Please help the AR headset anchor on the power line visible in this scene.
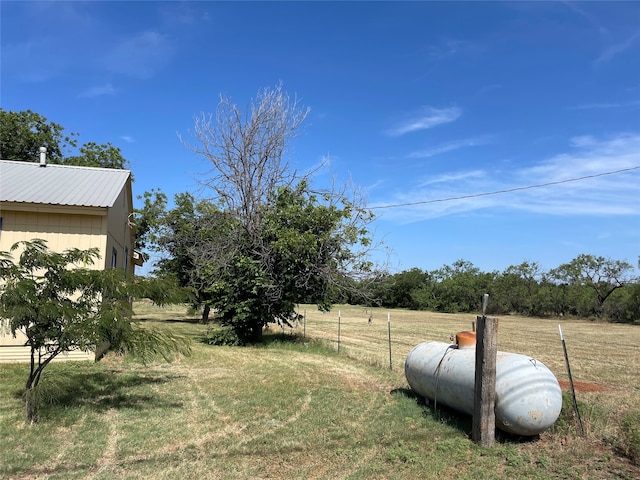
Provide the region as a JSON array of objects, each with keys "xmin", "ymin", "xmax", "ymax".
[{"xmin": 370, "ymin": 165, "xmax": 640, "ymax": 210}]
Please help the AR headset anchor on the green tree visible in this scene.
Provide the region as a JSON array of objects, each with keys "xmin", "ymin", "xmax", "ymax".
[
  {"xmin": 133, "ymin": 189, "xmax": 241, "ymax": 322},
  {"xmin": 153, "ymin": 193, "xmax": 238, "ymax": 322},
  {"xmin": 205, "ymin": 182, "xmax": 373, "ymax": 342},
  {"xmin": 385, "ymin": 268, "xmax": 430, "ymax": 309},
  {"xmin": 0, "ymin": 240, "xmax": 190, "ymax": 424},
  {"xmin": 492, "ymin": 261, "xmax": 543, "ymax": 315},
  {"xmin": 0, "ymin": 109, "xmax": 129, "ymax": 169},
  {"xmin": 363, "ymin": 272, "xmax": 394, "ymax": 307},
  {"xmin": 180, "ymin": 84, "xmax": 376, "ymax": 343},
  {"xmin": 133, "ymin": 189, "xmax": 168, "ymax": 253},
  {"xmin": 550, "ymin": 254, "xmax": 635, "ymax": 317},
  {"xmin": 600, "ymin": 283, "xmax": 640, "ymax": 323},
  {"xmin": 64, "ymin": 141, "xmax": 129, "ymax": 170},
  {"xmin": 430, "ymin": 260, "xmax": 494, "ymax": 313},
  {"xmin": 0, "ymin": 109, "xmax": 77, "ymax": 162}
]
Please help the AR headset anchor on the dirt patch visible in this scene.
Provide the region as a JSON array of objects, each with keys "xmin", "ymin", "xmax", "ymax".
[{"xmin": 558, "ymin": 379, "xmax": 610, "ymax": 393}]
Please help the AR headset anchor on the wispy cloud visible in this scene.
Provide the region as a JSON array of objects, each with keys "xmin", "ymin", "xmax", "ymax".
[
  {"xmin": 524, "ymin": 133, "xmax": 639, "ymax": 181},
  {"xmin": 595, "ymin": 31, "xmax": 640, "ymax": 64},
  {"xmin": 569, "ymin": 135, "xmax": 597, "ymax": 148},
  {"xmin": 417, "ymin": 170, "xmax": 486, "ymax": 187},
  {"xmin": 562, "ymin": 1, "xmax": 608, "ymax": 34},
  {"xmin": 568, "ymin": 100, "xmax": 640, "ymax": 110},
  {"xmin": 120, "ymin": 135, "xmax": 135, "ymax": 143},
  {"xmin": 386, "ymin": 106, "xmax": 461, "ymax": 137},
  {"xmin": 105, "ymin": 31, "xmax": 176, "ymax": 79},
  {"xmin": 78, "ymin": 83, "xmax": 116, "ymax": 98},
  {"xmin": 408, "ymin": 136, "xmax": 492, "ymax": 159},
  {"xmin": 427, "ymin": 39, "xmax": 464, "ymax": 60},
  {"xmin": 475, "ymin": 84, "xmax": 502, "ymax": 97},
  {"xmin": 372, "ymin": 133, "xmax": 640, "ymax": 222},
  {"xmin": 27, "ymin": 1, "xmax": 95, "ymax": 26},
  {"xmin": 4, "ymin": 4, "xmax": 178, "ymax": 85},
  {"xmin": 159, "ymin": 2, "xmax": 211, "ymax": 25},
  {"xmin": 3, "ymin": 40, "xmax": 66, "ymax": 83},
  {"xmin": 3, "ymin": 3, "xmax": 99, "ymax": 83}
]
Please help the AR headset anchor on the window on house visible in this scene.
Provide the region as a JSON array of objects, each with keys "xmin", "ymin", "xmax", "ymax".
[
  {"xmin": 111, "ymin": 247, "xmax": 118, "ymax": 269},
  {"xmin": 124, "ymin": 246, "xmax": 129, "ymax": 271}
]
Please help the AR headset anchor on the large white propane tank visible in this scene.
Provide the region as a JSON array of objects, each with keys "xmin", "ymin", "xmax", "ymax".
[{"xmin": 405, "ymin": 334, "xmax": 562, "ymax": 436}]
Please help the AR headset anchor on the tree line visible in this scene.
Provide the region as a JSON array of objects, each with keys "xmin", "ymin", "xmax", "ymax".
[{"xmin": 340, "ymin": 257, "xmax": 639, "ymax": 323}]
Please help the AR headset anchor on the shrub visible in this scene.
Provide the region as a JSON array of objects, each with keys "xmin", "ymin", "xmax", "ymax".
[
  {"xmin": 205, "ymin": 325, "xmax": 242, "ymax": 346},
  {"xmin": 620, "ymin": 412, "xmax": 640, "ymax": 464}
]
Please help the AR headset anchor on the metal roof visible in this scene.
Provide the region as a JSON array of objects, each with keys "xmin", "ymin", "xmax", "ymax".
[{"xmin": 0, "ymin": 160, "xmax": 131, "ymax": 208}]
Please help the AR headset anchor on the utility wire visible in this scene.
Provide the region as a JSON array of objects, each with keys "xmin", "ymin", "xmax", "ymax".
[{"xmin": 370, "ymin": 165, "xmax": 640, "ymax": 210}]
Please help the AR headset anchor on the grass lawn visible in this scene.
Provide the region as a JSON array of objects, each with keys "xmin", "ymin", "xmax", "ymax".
[{"xmin": 1, "ymin": 301, "xmax": 638, "ymax": 479}]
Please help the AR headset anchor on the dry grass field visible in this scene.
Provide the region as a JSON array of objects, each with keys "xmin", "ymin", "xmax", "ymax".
[
  {"xmin": 0, "ymin": 301, "xmax": 638, "ymax": 479},
  {"xmin": 295, "ymin": 304, "xmax": 640, "ymax": 415}
]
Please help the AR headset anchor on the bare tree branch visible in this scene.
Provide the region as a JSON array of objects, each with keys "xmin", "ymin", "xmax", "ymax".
[{"xmin": 181, "ymin": 82, "xmax": 310, "ymax": 239}]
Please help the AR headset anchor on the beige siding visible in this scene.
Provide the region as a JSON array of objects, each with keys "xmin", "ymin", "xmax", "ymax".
[
  {"xmin": 1, "ymin": 318, "xmax": 94, "ymax": 361},
  {"xmin": 0, "ymin": 207, "xmax": 108, "ymax": 359},
  {"xmin": 0, "ymin": 208, "xmax": 108, "ymax": 269},
  {"xmin": 105, "ymin": 180, "xmax": 136, "ymax": 275},
  {"xmin": 0, "ymin": 345, "xmax": 94, "ymax": 363},
  {"xmin": 0, "ymin": 323, "xmax": 27, "ymax": 346},
  {"xmin": 0, "ymin": 177, "xmax": 136, "ymax": 362}
]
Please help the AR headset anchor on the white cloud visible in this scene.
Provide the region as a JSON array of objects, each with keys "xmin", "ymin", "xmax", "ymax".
[
  {"xmin": 386, "ymin": 106, "xmax": 461, "ymax": 137},
  {"xmin": 105, "ymin": 31, "xmax": 175, "ymax": 79},
  {"xmin": 595, "ymin": 31, "xmax": 640, "ymax": 64},
  {"xmin": 78, "ymin": 83, "xmax": 116, "ymax": 98},
  {"xmin": 372, "ymin": 133, "xmax": 640, "ymax": 222},
  {"xmin": 418, "ymin": 170, "xmax": 486, "ymax": 187},
  {"xmin": 562, "ymin": 1, "xmax": 608, "ymax": 34},
  {"xmin": 408, "ymin": 136, "xmax": 492, "ymax": 159},
  {"xmin": 4, "ymin": 4, "xmax": 177, "ymax": 84},
  {"xmin": 120, "ymin": 135, "xmax": 135, "ymax": 143},
  {"xmin": 522, "ymin": 133, "xmax": 639, "ymax": 181},
  {"xmin": 2, "ymin": 3, "xmax": 100, "ymax": 83},
  {"xmin": 568, "ymin": 100, "xmax": 640, "ymax": 110},
  {"xmin": 159, "ymin": 2, "xmax": 211, "ymax": 25},
  {"xmin": 427, "ymin": 39, "xmax": 463, "ymax": 60},
  {"xmin": 569, "ymin": 135, "xmax": 597, "ymax": 148},
  {"xmin": 3, "ymin": 40, "xmax": 66, "ymax": 83},
  {"xmin": 26, "ymin": 1, "xmax": 95, "ymax": 26}
]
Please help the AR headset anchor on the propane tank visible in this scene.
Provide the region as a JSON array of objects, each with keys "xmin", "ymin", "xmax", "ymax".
[{"xmin": 405, "ymin": 335, "xmax": 562, "ymax": 436}]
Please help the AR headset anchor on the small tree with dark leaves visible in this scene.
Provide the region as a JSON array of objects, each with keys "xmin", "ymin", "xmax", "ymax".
[{"xmin": 0, "ymin": 239, "xmax": 190, "ymax": 424}]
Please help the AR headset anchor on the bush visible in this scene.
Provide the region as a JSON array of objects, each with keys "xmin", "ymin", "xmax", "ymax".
[
  {"xmin": 205, "ymin": 325, "xmax": 242, "ymax": 346},
  {"xmin": 603, "ymin": 284, "xmax": 640, "ymax": 324},
  {"xmin": 620, "ymin": 412, "xmax": 640, "ymax": 464}
]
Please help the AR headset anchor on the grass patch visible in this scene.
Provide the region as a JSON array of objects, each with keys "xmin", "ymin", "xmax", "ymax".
[
  {"xmin": 0, "ymin": 302, "xmax": 638, "ymax": 479},
  {"xmin": 619, "ymin": 412, "xmax": 640, "ymax": 464}
]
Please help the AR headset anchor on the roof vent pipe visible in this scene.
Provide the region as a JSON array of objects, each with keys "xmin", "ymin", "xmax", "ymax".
[{"xmin": 39, "ymin": 146, "xmax": 47, "ymax": 167}]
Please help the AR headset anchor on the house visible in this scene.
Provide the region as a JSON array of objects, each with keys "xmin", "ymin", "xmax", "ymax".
[{"xmin": 0, "ymin": 156, "xmax": 143, "ymax": 362}]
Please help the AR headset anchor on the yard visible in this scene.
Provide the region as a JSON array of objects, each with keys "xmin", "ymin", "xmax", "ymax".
[{"xmin": 0, "ymin": 301, "xmax": 638, "ymax": 479}]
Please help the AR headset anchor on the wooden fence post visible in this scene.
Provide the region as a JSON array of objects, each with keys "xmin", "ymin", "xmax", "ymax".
[
  {"xmin": 387, "ymin": 313, "xmax": 392, "ymax": 370},
  {"xmin": 472, "ymin": 315, "xmax": 498, "ymax": 447},
  {"xmin": 337, "ymin": 310, "xmax": 341, "ymax": 353}
]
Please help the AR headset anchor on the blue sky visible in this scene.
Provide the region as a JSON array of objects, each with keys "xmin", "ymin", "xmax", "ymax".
[{"xmin": 2, "ymin": 1, "xmax": 639, "ymax": 275}]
